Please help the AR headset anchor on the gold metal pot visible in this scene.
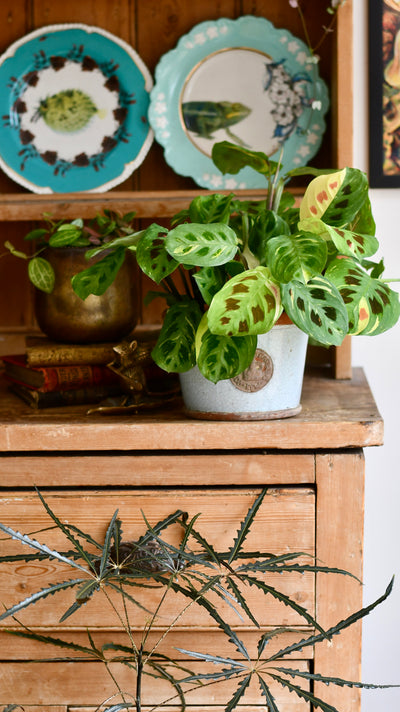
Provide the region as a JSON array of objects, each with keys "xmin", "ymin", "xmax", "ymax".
[{"xmin": 34, "ymin": 247, "xmax": 139, "ymax": 343}]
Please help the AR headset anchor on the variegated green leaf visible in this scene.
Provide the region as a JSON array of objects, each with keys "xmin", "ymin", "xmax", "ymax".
[
  {"xmin": 188, "ymin": 193, "xmax": 234, "ymax": 224},
  {"xmin": 248, "ymin": 211, "xmax": 291, "ymax": 265},
  {"xmin": 71, "ymin": 247, "xmax": 126, "ymax": 299},
  {"xmin": 48, "ymin": 223, "xmax": 84, "ymax": 247},
  {"xmin": 136, "ymin": 224, "xmax": 176, "ymax": 284},
  {"xmin": 212, "ymin": 141, "xmax": 279, "ymax": 177},
  {"xmin": 325, "ymin": 258, "xmax": 400, "ymax": 335},
  {"xmin": 193, "ymin": 265, "xmax": 225, "ymax": 305},
  {"xmin": 197, "ymin": 327, "xmax": 257, "ymax": 383},
  {"xmin": 299, "ymin": 167, "xmax": 369, "ymax": 227},
  {"xmin": 151, "ymin": 300, "xmax": 203, "ymax": 372},
  {"xmin": 266, "ymin": 231, "xmax": 328, "ymax": 283},
  {"xmin": 165, "ymin": 223, "xmax": 239, "ymax": 267},
  {"xmin": 28, "ymin": 257, "xmax": 55, "ymax": 293},
  {"xmin": 298, "ymin": 217, "xmax": 379, "ymax": 260},
  {"xmin": 207, "ymin": 267, "xmax": 281, "ymax": 336},
  {"xmin": 282, "ymin": 276, "xmax": 348, "ymax": 346}
]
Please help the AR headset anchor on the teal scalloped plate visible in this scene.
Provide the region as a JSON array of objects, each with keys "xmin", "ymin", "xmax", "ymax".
[
  {"xmin": 149, "ymin": 16, "xmax": 329, "ymax": 189},
  {"xmin": 0, "ymin": 24, "xmax": 153, "ymax": 193}
]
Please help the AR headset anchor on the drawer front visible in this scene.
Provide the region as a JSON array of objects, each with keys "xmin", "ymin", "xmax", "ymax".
[
  {"xmin": 0, "ymin": 660, "xmax": 310, "ymax": 710},
  {"xmin": 0, "ymin": 487, "xmax": 315, "ymax": 630},
  {"xmin": 0, "ymin": 452, "xmax": 315, "ymax": 487}
]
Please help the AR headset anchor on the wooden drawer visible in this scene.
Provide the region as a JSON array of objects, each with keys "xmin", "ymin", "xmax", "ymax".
[
  {"xmin": 0, "ymin": 487, "xmax": 315, "ymax": 631},
  {"xmin": 0, "ymin": 660, "xmax": 310, "ymax": 710},
  {"xmin": 0, "ymin": 452, "xmax": 315, "ymax": 487}
]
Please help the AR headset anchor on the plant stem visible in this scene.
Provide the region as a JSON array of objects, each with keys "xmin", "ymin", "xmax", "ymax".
[{"xmin": 136, "ymin": 645, "xmax": 143, "ymax": 712}]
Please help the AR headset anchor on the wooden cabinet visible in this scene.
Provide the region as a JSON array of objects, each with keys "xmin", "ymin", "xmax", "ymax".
[
  {"xmin": 0, "ymin": 366, "xmax": 381, "ymax": 711},
  {"xmin": 0, "ymin": 0, "xmax": 354, "ymax": 376},
  {"xmin": 0, "ymin": 3, "xmax": 372, "ymax": 710}
]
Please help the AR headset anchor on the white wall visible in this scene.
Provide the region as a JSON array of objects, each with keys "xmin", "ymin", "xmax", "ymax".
[{"xmin": 352, "ymin": 1, "xmax": 400, "ymax": 709}]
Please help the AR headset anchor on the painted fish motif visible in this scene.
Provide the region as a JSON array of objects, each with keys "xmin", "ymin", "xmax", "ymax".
[
  {"xmin": 35, "ymin": 89, "xmax": 105, "ymax": 133},
  {"xmin": 181, "ymin": 100, "xmax": 251, "ymax": 146}
]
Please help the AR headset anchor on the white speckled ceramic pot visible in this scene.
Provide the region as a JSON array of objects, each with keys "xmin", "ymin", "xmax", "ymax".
[{"xmin": 179, "ymin": 320, "xmax": 308, "ymax": 420}]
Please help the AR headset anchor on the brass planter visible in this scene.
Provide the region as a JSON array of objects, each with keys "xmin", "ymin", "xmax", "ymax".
[{"xmin": 34, "ymin": 247, "xmax": 139, "ymax": 343}]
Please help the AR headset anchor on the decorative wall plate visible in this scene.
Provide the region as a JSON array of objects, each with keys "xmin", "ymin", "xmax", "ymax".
[
  {"xmin": 0, "ymin": 24, "xmax": 153, "ymax": 193},
  {"xmin": 149, "ymin": 16, "xmax": 329, "ymax": 189}
]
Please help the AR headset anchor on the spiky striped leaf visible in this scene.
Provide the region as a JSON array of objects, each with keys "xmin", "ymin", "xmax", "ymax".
[
  {"xmin": 136, "ymin": 224, "xmax": 177, "ymax": 284},
  {"xmin": 325, "ymin": 258, "xmax": 400, "ymax": 335},
  {"xmin": 207, "ymin": 267, "xmax": 281, "ymax": 336},
  {"xmin": 0, "ymin": 522, "xmax": 89, "ymax": 574},
  {"xmin": 28, "ymin": 257, "xmax": 55, "ymax": 293},
  {"xmin": 264, "ymin": 577, "xmax": 394, "ymax": 663},
  {"xmin": 258, "ymin": 675, "xmax": 280, "ymax": 712},
  {"xmin": 240, "ymin": 573, "xmax": 327, "ymax": 634},
  {"xmin": 98, "ymin": 509, "xmax": 120, "ymax": 577},
  {"xmin": 151, "ymin": 300, "xmax": 203, "ymax": 372},
  {"xmin": 270, "ymin": 667, "xmax": 399, "ymax": 690},
  {"xmin": 165, "ymin": 223, "xmax": 238, "ymax": 267},
  {"xmin": 168, "ymin": 578, "xmax": 251, "ymax": 660},
  {"xmin": 282, "ymin": 276, "xmax": 348, "ymax": 345},
  {"xmin": 197, "ymin": 327, "xmax": 257, "ymax": 383},
  {"xmin": 267, "ymin": 672, "xmax": 340, "ymax": 712},
  {"xmin": 0, "ymin": 578, "xmax": 87, "ymax": 621},
  {"xmin": 266, "ymin": 232, "xmax": 328, "ymax": 283},
  {"xmin": 299, "ymin": 167, "xmax": 369, "ymax": 227},
  {"xmin": 35, "ymin": 489, "xmax": 96, "ymax": 571},
  {"xmin": 228, "ymin": 488, "xmax": 267, "ymax": 563},
  {"xmin": 225, "ymin": 675, "xmax": 252, "ymax": 712}
]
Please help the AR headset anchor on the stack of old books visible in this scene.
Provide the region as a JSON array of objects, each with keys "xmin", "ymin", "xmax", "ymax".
[{"xmin": 2, "ymin": 336, "xmax": 123, "ymax": 409}]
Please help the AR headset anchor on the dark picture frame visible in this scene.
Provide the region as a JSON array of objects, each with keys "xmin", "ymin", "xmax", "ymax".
[{"xmin": 369, "ymin": 0, "xmax": 400, "ymax": 187}]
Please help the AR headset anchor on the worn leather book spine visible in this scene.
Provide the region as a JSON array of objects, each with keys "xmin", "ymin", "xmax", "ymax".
[{"xmin": 25, "ymin": 340, "xmax": 116, "ymax": 367}]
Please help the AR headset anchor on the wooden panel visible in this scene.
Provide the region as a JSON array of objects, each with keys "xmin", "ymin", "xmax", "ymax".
[
  {"xmin": 0, "ymin": 368, "xmax": 383, "ymax": 452},
  {"xmin": 0, "ymin": 488, "xmax": 315, "ymax": 629},
  {"xmin": 136, "ymin": 0, "xmax": 238, "ymax": 192},
  {"xmin": 3, "ymin": 627, "xmax": 312, "ymax": 660},
  {"xmin": 0, "ymin": 660, "xmax": 310, "ymax": 709},
  {"xmin": 0, "ymin": 452, "xmax": 315, "ymax": 487},
  {"xmin": 314, "ymin": 451, "xmax": 364, "ymax": 711}
]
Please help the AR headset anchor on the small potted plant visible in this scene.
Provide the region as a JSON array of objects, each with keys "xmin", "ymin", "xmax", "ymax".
[
  {"xmin": 3, "ymin": 210, "xmax": 140, "ymax": 343},
  {"xmin": 124, "ymin": 142, "xmax": 399, "ymax": 419}
]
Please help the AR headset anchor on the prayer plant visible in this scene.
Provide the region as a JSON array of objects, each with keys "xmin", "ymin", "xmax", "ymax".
[
  {"xmin": 136, "ymin": 143, "xmax": 400, "ymax": 383},
  {"xmin": 0, "ymin": 488, "xmax": 397, "ymax": 712}
]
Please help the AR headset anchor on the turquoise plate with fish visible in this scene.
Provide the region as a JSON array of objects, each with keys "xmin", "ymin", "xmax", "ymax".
[
  {"xmin": 149, "ymin": 16, "xmax": 329, "ymax": 189},
  {"xmin": 0, "ymin": 24, "xmax": 153, "ymax": 193}
]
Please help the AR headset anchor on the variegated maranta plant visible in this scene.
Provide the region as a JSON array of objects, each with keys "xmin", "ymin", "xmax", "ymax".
[{"xmin": 131, "ymin": 142, "xmax": 400, "ymax": 382}]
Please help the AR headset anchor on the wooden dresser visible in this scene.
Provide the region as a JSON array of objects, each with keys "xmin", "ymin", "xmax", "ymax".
[{"xmin": 0, "ymin": 366, "xmax": 382, "ymax": 711}]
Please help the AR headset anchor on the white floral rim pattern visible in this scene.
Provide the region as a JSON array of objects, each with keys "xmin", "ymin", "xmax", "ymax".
[{"xmin": 149, "ymin": 16, "xmax": 329, "ymax": 190}]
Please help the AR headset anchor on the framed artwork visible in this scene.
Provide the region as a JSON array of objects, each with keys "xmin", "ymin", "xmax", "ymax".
[{"xmin": 369, "ymin": 0, "xmax": 400, "ymax": 187}]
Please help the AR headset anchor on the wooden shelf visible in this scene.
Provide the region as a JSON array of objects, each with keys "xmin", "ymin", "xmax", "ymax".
[
  {"xmin": 0, "ymin": 189, "xmax": 285, "ymax": 221},
  {"xmin": 0, "ymin": 367, "xmax": 383, "ymax": 453}
]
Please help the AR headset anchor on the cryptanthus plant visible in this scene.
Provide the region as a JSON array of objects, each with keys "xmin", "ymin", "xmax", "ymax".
[
  {"xmin": 128, "ymin": 142, "xmax": 399, "ymax": 383},
  {"xmin": 0, "ymin": 488, "xmax": 398, "ymax": 712}
]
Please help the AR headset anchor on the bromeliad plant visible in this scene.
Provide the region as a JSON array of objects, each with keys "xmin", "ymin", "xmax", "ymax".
[
  {"xmin": 131, "ymin": 142, "xmax": 400, "ymax": 383},
  {"xmin": 0, "ymin": 488, "xmax": 397, "ymax": 712}
]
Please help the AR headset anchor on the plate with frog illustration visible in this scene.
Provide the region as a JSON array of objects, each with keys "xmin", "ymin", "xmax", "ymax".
[
  {"xmin": 0, "ymin": 24, "xmax": 153, "ymax": 193},
  {"xmin": 149, "ymin": 16, "xmax": 329, "ymax": 189}
]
